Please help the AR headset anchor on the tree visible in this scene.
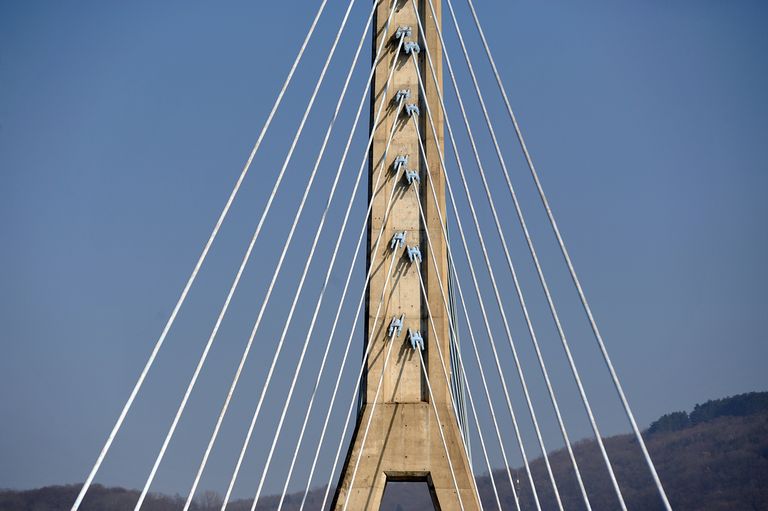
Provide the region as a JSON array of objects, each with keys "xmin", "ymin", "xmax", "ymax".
[{"xmin": 195, "ymin": 490, "xmax": 223, "ymax": 511}]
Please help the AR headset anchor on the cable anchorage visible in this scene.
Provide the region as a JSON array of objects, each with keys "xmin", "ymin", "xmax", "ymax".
[
  {"xmin": 407, "ymin": 245, "xmax": 422, "ymax": 264},
  {"xmin": 404, "ymin": 41, "xmax": 421, "ymax": 55},
  {"xmin": 405, "ymin": 103, "xmax": 420, "ymax": 117},
  {"xmin": 395, "ymin": 26, "xmax": 412, "ymax": 39},
  {"xmin": 395, "ymin": 154, "xmax": 420, "ymax": 185},
  {"xmin": 393, "ymin": 154, "xmax": 409, "ymax": 174},
  {"xmin": 407, "ymin": 329, "xmax": 424, "ymax": 351},
  {"xmin": 388, "ymin": 315, "xmax": 405, "ymax": 339},
  {"xmin": 390, "ymin": 231, "xmax": 406, "ymax": 250},
  {"xmin": 395, "ymin": 89, "xmax": 411, "ymax": 102}
]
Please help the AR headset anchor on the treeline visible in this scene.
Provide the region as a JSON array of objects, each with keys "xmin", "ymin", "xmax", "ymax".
[
  {"xmin": 2, "ymin": 392, "xmax": 767, "ymax": 510},
  {"xmin": 647, "ymin": 391, "xmax": 768, "ymax": 435}
]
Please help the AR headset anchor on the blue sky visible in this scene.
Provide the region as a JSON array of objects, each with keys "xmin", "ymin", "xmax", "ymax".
[{"xmin": 1, "ymin": 0, "xmax": 767, "ymax": 502}]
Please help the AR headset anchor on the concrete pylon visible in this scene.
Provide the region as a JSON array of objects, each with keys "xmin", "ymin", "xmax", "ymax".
[{"xmin": 331, "ymin": 1, "xmax": 481, "ymax": 509}]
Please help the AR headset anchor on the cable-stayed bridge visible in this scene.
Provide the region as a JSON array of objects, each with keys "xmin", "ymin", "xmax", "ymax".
[{"xmin": 71, "ymin": 1, "xmax": 672, "ymax": 510}]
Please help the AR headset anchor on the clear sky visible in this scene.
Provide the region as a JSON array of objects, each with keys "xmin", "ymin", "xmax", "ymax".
[{"xmin": 1, "ymin": 0, "xmax": 766, "ymax": 502}]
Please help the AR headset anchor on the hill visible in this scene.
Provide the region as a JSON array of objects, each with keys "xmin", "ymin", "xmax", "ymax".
[
  {"xmin": 480, "ymin": 391, "xmax": 768, "ymax": 510},
  {"xmin": 2, "ymin": 392, "xmax": 766, "ymax": 510}
]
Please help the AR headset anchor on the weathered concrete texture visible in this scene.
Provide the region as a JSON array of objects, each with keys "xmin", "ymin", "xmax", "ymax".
[{"xmin": 332, "ymin": 1, "xmax": 480, "ymax": 509}]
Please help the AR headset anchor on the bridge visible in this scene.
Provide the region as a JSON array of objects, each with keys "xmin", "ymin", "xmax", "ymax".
[{"xmin": 70, "ymin": 1, "xmax": 672, "ymax": 510}]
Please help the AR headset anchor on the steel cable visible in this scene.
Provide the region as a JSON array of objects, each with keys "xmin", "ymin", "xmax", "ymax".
[
  {"xmin": 272, "ymin": 2, "xmax": 402, "ymax": 509},
  {"xmin": 463, "ymin": 1, "xmax": 672, "ymax": 509},
  {"xmin": 416, "ymin": 347, "xmax": 468, "ymax": 511},
  {"xmin": 197, "ymin": 0, "xmax": 368, "ymax": 505},
  {"xmin": 420, "ymin": 0, "xmax": 575, "ymax": 507},
  {"xmin": 70, "ymin": 3, "xmax": 331, "ymax": 508},
  {"xmin": 247, "ymin": 4, "xmax": 405, "ymax": 509},
  {"xmin": 135, "ymin": 0, "xmax": 363, "ymax": 505},
  {"xmin": 413, "ymin": 244, "xmax": 500, "ymax": 510},
  {"xmin": 297, "ymin": 43, "xmax": 409, "ymax": 511},
  {"xmin": 435, "ymin": 0, "xmax": 603, "ymax": 506},
  {"xmin": 410, "ymin": 4, "xmax": 544, "ymax": 507},
  {"xmin": 338, "ymin": 246, "xmax": 401, "ymax": 511},
  {"xmin": 412, "ymin": 130, "xmax": 521, "ymax": 511},
  {"xmin": 176, "ymin": 2, "xmax": 386, "ymax": 509}
]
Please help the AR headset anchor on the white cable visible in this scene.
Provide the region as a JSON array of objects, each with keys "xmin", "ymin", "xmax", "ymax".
[
  {"xmin": 419, "ymin": 1, "xmax": 567, "ymax": 507},
  {"xmin": 294, "ymin": 57, "xmax": 407, "ymax": 511},
  {"xmin": 299, "ymin": 56, "xmax": 406, "ymax": 511},
  {"xmin": 332, "ymin": 247, "xmax": 399, "ymax": 510},
  {"xmin": 423, "ymin": 0, "xmax": 578, "ymax": 506},
  {"xmin": 414, "ymin": 255, "xmax": 499, "ymax": 510},
  {"xmin": 463, "ymin": 2, "xmax": 672, "ymax": 509},
  {"xmin": 179, "ymin": 2, "xmax": 382, "ymax": 509},
  {"xmin": 203, "ymin": 1, "xmax": 366, "ymax": 507},
  {"xmin": 275, "ymin": 2, "xmax": 401, "ymax": 508},
  {"xmin": 247, "ymin": 7, "xmax": 402, "ymax": 508},
  {"xmin": 413, "ymin": 137, "xmax": 520, "ymax": 511},
  {"xmin": 408, "ymin": 5, "xmax": 544, "ymax": 508},
  {"xmin": 339, "ymin": 245, "xmax": 403, "ymax": 511},
  {"xmin": 442, "ymin": 1, "xmax": 598, "ymax": 508},
  {"xmin": 413, "ymin": 185, "xmax": 515, "ymax": 511},
  {"xmin": 70, "ymin": 3, "xmax": 330, "ymax": 509},
  {"xmin": 314, "ymin": 91, "xmax": 408, "ymax": 511},
  {"xmin": 311, "ymin": 167, "xmax": 403, "ymax": 511},
  {"xmin": 415, "ymin": 347, "xmax": 467, "ymax": 511},
  {"xmin": 135, "ymin": 0, "xmax": 362, "ymax": 505},
  {"xmin": 282, "ymin": 38, "xmax": 407, "ymax": 511},
  {"xmin": 134, "ymin": 0, "xmax": 360, "ymax": 507}
]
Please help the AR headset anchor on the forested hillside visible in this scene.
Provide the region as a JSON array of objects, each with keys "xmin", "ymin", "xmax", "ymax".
[
  {"xmin": 481, "ymin": 392, "xmax": 768, "ymax": 511},
  {"xmin": 2, "ymin": 392, "xmax": 766, "ymax": 510}
]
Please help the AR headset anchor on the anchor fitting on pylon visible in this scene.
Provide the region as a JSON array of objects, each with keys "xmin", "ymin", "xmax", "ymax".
[
  {"xmin": 404, "ymin": 41, "xmax": 420, "ymax": 55},
  {"xmin": 408, "ymin": 329, "xmax": 424, "ymax": 351},
  {"xmin": 405, "ymin": 103, "xmax": 420, "ymax": 117},
  {"xmin": 407, "ymin": 245, "xmax": 422, "ymax": 264},
  {"xmin": 395, "ymin": 26, "xmax": 412, "ymax": 40},
  {"xmin": 405, "ymin": 169, "xmax": 420, "ymax": 185},
  {"xmin": 393, "ymin": 155, "xmax": 409, "ymax": 174},
  {"xmin": 390, "ymin": 231, "xmax": 406, "ymax": 250},
  {"xmin": 388, "ymin": 314, "xmax": 405, "ymax": 339}
]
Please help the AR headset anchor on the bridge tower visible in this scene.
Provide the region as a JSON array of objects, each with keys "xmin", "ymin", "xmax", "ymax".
[{"xmin": 331, "ymin": 1, "xmax": 481, "ymax": 509}]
